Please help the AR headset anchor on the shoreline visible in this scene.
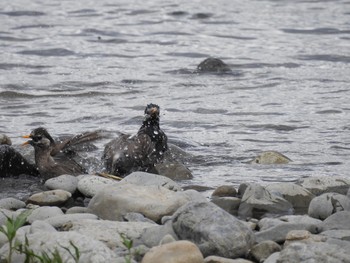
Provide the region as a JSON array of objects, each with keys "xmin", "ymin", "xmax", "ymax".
[{"xmin": 1, "ymin": 172, "xmax": 350, "ymax": 262}]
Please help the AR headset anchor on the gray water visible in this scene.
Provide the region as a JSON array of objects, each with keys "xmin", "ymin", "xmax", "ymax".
[{"xmin": 1, "ymin": 0, "xmax": 350, "ymax": 199}]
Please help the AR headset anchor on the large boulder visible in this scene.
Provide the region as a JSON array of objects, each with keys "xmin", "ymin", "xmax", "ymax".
[
  {"xmin": 238, "ymin": 183, "xmax": 293, "ymax": 219},
  {"xmin": 88, "ymin": 184, "xmax": 205, "ymax": 222},
  {"xmin": 266, "ymin": 183, "xmax": 315, "ymax": 214},
  {"xmin": 141, "ymin": 240, "xmax": 204, "ymax": 263},
  {"xmin": 172, "ymin": 201, "xmax": 255, "ymax": 258},
  {"xmin": 308, "ymin": 192, "xmax": 350, "ymax": 220},
  {"xmin": 297, "ymin": 176, "xmax": 350, "ymax": 195}
]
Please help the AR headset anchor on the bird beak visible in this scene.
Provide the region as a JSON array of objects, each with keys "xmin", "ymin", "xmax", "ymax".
[
  {"xmin": 22, "ymin": 135, "xmax": 31, "ymax": 139},
  {"xmin": 22, "ymin": 141, "xmax": 30, "ymax": 146}
]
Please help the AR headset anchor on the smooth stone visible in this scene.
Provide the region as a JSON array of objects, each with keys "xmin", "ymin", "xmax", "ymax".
[
  {"xmin": 255, "ymin": 223, "xmax": 319, "ymax": 243},
  {"xmin": 204, "ymin": 256, "xmax": 254, "ymax": 263},
  {"xmin": 0, "ymin": 231, "xmax": 118, "ymax": 262},
  {"xmin": 65, "ymin": 219, "xmax": 155, "ymax": 250},
  {"xmin": 44, "ymin": 174, "xmax": 78, "ymax": 194},
  {"xmin": 275, "ymin": 242, "xmax": 350, "ymax": 263},
  {"xmin": 44, "ymin": 213, "xmax": 98, "ymax": 228},
  {"xmin": 319, "ymin": 211, "xmax": 350, "ymax": 232},
  {"xmin": 30, "ymin": 220, "xmax": 57, "ymax": 233},
  {"xmin": 212, "ymin": 185, "xmax": 237, "ymax": 197},
  {"xmin": 211, "ymin": 197, "xmax": 241, "ymax": 215},
  {"xmin": 141, "ymin": 240, "xmax": 204, "ymax": 263},
  {"xmin": 138, "ymin": 219, "xmax": 179, "ymax": 248},
  {"xmin": 77, "ymin": 175, "xmax": 118, "ymax": 198},
  {"xmin": 0, "ymin": 197, "xmax": 26, "ymax": 210},
  {"xmin": 308, "ymin": 192, "xmax": 350, "ymax": 220},
  {"xmin": 152, "ymin": 162, "xmax": 193, "ymax": 180},
  {"xmin": 248, "ymin": 151, "xmax": 291, "ymax": 164},
  {"xmin": 88, "ymin": 183, "xmax": 205, "ymax": 222},
  {"xmin": 65, "ymin": 206, "xmax": 91, "ymax": 214},
  {"xmin": 172, "ymin": 201, "xmax": 255, "ymax": 258},
  {"xmin": 321, "ymin": 230, "xmax": 350, "ymax": 241},
  {"xmin": 238, "ymin": 183, "xmax": 293, "ymax": 219},
  {"xmin": 159, "ymin": 234, "xmax": 176, "ymax": 245},
  {"xmin": 297, "ymin": 176, "xmax": 350, "ymax": 195},
  {"xmin": 121, "ymin": 172, "xmax": 182, "ymax": 191},
  {"xmin": 249, "ymin": 240, "xmax": 281, "ymax": 263},
  {"xmin": 123, "ymin": 212, "xmax": 156, "ymax": 224},
  {"xmin": 266, "ymin": 183, "xmax": 315, "ymax": 214},
  {"xmin": 26, "ymin": 189, "xmax": 72, "ymax": 206},
  {"xmin": 258, "ymin": 215, "xmax": 322, "ymax": 231},
  {"xmin": 284, "ymin": 230, "xmax": 326, "ymax": 246},
  {"xmin": 27, "ymin": 206, "xmax": 64, "ymax": 224}
]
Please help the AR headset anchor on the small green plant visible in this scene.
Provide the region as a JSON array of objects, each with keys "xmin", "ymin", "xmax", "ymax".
[
  {"xmin": 120, "ymin": 233, "xmax": 133, "ymax": 263},
  {"xmin": 0, "ymin": 211, "xmax": 80, "ymax": 263},
  {"xmin": 0, "ymin": 210, "xmax": 30, "ymax": 262}
]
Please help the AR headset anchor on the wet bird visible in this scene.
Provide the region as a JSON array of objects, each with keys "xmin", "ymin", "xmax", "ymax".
[
  {"xmin": 103, "ymin": 103, "xmax": 168, "ymax": 177},
  {"xmin": 22, "ymin": 127, "xmax": 101, "ymax": 179},
  {"xmin": 0, "ymin": 133, "xmax": 39, "ymax": 177}
]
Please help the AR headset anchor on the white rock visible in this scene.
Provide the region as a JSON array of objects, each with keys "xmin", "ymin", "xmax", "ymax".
[
  {"xmin": 45, "ymin": 174, "xmax": 79, "ymax": 193},
  {"xmin": 77, "ymin": 175, "xmax": 118, "ymax": 197}
]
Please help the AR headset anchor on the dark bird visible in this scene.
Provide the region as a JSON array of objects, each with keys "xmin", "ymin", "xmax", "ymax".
[
  {"xmin": 103, "ymin": 103, "xmax": 168, "ymax": 177},
  {"xmin": 22, "ymin": 127, "xmax": 101, "ymax": 179},
  {"xmin": 0, "ymin": 133, "xmax": 38, "ymax": 177}
]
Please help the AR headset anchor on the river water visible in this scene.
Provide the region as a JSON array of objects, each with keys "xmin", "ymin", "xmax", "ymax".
[{"xmin": 1, "ymin": 0, "xmax": 350, "ymax": 199}]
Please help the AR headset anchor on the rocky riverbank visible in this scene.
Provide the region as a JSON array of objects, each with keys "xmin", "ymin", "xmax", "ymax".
[{"xmin": 1, "ymin": 172, "xmax": 350, "ymax": 263}]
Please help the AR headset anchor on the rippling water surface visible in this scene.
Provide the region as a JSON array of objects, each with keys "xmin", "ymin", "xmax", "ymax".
[{"xmin": 1, "ymin": 0, "xmax": 350, "ymax": 198}]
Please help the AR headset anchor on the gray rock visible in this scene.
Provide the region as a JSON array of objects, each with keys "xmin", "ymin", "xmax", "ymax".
[
  {"xmin": 26, "ymin": 189, "xmax": 72, "ymax": 206},
  {"xmin": 263, "ymin": 252, "xmax": 280, "ymax": 263},
  {"xmin": 123, "ymin": 212, "xmax": 157, "ymax": 224},
  {"xmin": 172, "ymin": 201, "xmax": 255, "ymax": 258},
  {"xmin": 266, "ymin": 183, "xmax": 315, "ymax": 214},
  {"xmin": 319, "ymin": 211, "xmax": 350, "ymax": 232},
  {"xmin": 211, "ymin": 197, "xmax": 241, "ymax": 215},
  {"xmin": 321, "ymin": 230, "xmax": 350, "ymax": 241},
  {"xmin": 121, "ymin": 172, "xmax": 182, "ymax": 191},
  {"xmin": 0, "ymin": 197, "xmax": 26, "ymax": 210},
  {"xmin": 65, "ymin": 206, "xmax": 91, "ymax": 214},
  {"xmin": 27, "ymin": 206, "xmax": 64, "ymax": 224},
  {"xmin": 255, "ymin": 223, "xmax": 319, "ymax": 243},
  {"xmin": 204, "ymin": 256, "xmax": 254, "ymax": 263},
  {"xmin": 249, "ymin": 240, "xmax": 281, "ymax": 263},
  {"xmin": 248, "ymin": 151, "xmax": 291, "ymax": 164},
  {"xmin": 44, "ymin": 213, "xmax": 98, "ymax": 228},
  {"xmin": 212, "ymin": 185, "xmax": 237, "ymax": 197},
  {"xmin": 88, "ymin": 184, "xmax": 203, "ymax": 222},
  {"xmin": 77, "ymin": 175, "xmax": 118, "ymax": 197},
  {"xmin": 297, "ymin": 176, "xmax": 350, "ymax": 195},
  {"xmin": 44, "ymin": 174, "xmax": 79, "ymax": 193},
  {"xmin": 159, "ymin": 234, "xmax": 176, "ymax": 245},
  {"xmin": 138, "ymin": 220, "xmax": 179, "ymax": 248},
  {"xmin": 0, "ymin": 231, "xmax": 118, "ymax": 262},
  {"xmin": 238, "ymin": 183, "xmax": 293, "ymax": 219},
  {"xmin": 275, "ymin": 242, "xmax": 350, "ymax": 263},
  {"xmin": 152, "ymin": 162, "xmax": 193, "ymax": 180},
  {"xmin": 65, "ymin": 219, "xmax": 154, "ymax": 250},
  {"xmin": 257, "ymin": 215, "xmax": 322, "ymax": 231},
  {"xmin": 30, "ymin": 220, "xmax": 57, "ymax": 233},
  {"xmin": 308, "ymin": 192, "xmax": 350, "ymax": 220}
]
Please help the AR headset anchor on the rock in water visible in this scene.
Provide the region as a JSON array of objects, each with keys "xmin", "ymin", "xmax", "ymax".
[
  {"xmin": 196, "ymin": 58, "xmax": 231, "ymax": 73},
  {"xmin": 249, "ymin": 151, "xmax": 291, "ymax": 164}
]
